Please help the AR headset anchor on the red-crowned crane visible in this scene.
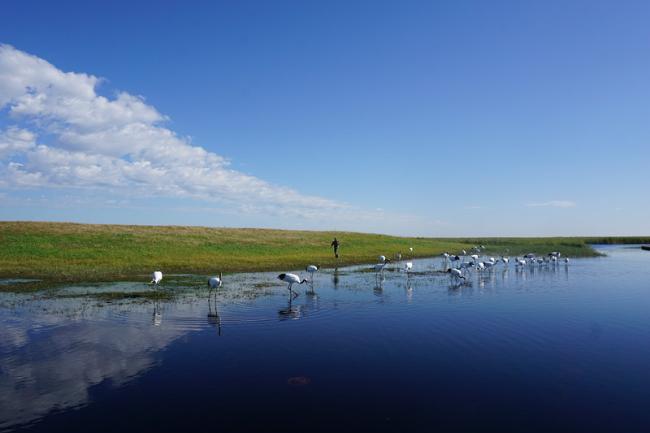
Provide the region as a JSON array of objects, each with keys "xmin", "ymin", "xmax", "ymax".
[
  {"xmin": 306, "ymin": 265, "xmax": 319, "ymax": 282},
  {"xmin": 447, "ymin": 268, "xmax": 466, "ymax": 282},
  {"xmin": 278, "ymin": 273, "xmax": 308, "ymax": 298},
  {"xmin": 150, "ymin": 271, "xmax": 163, "ymax": 285},
  {"xmin": 404, "ymin": 261, "xmax": 413, "ymax": 276},
  {"xmin": 208, "ymin": 272, "xmax": 223, "ymax": 289}
]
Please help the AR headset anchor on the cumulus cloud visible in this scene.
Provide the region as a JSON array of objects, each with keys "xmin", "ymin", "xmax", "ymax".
[
  {"xmin": 0, "ymin": 44, "xmax": 346, "ymax": 217},
  {"xmin": 526, "ymin": 200, "xmax": 576, "ymax": 208}
]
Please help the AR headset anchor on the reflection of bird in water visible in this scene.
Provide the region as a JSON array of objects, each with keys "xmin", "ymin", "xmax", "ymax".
[
  {"xmin": 152, "ymin": 300, "xmax": 162, "ymax": 326},
  {"xmin": 278, "ymin": 297, "xmax": 302, "ymax": 320},
  {"xmin": 150, "ymin": 271, "xmax": 163, "ymax": 285},
  {"xmin": 207, "ymin": 289, "xmax": 222, "ymax": 336},
  {"xmin": 278, "ymin": 273, "xmax": 309, "ymax": 299},
  {"xmin": 405, "ymin": 282, "xmax": 413, "ymax": 301},
  {"xmin": 373, "ymin": 274, "xmax": 384, "ymax": 295}
]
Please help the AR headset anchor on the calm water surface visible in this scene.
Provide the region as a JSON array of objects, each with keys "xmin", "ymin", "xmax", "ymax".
[{"xmin": 1, "ymin": 245, "xmax": 650, "ymax": 432}]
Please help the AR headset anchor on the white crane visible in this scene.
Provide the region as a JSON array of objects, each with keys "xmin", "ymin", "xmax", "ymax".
[
  {"xmin": 277, "ymin": 273, "xmax": 308, "ymax": 298},
  {"xmin": 515, "ymin": 258, "xmax": 526, "ymax": 266},
  {"xmin": 501, "ymin": 256, "xmax": 510, "ymax": 265},
  {"xmin": 208, "ymin": 272, "xmax": 223, "ymax": 289},
  {"xmin": 378, "ymin": 255, "xmax": 386, "ymax": 263},
  {"xmin": 478, "ymin": 260, "xmax": 495, "ymax": 271},
  {"xmin": 404, "ymin": 261, "xmax": 413, "ymax": 276},
  {"xmin": 447, "ymin": 268, "xmax": 466, "ymax": 282},
  {"xmin": 459, "ymin": 261, "xmax": 475, "ymax": 271},
  {"xmin": 374, "ymin": 261, "xmax": 389, "ymax": 274},
  {"xmin": 374, "ymin": 259, "xmax": 391, "ymax": 281},
  {"xmin": 150, "ymin": 271, "xmax": 163, "ymax": 285},
  {"xmin": 306, "ymin": 265, "xmax": 319, "ymax": 282}
]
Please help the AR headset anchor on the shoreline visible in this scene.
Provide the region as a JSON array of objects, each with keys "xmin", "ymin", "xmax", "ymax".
[{"xmin": 2, "ymin": 221, "xmax": 647, "ymax": 287}]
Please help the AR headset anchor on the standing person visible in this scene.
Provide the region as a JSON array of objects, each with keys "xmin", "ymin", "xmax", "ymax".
[{"xmin": 331, "ymin": 237, "xmax": 340, "ymax": 259}]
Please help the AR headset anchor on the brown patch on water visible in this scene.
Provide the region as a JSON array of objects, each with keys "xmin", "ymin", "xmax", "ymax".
[{"xmin": 287, "ymin": 376, "xmax": 311, "ymax": 386}]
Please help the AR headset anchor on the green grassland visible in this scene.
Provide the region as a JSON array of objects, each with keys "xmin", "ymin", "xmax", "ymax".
[{"xmin": 0, "ymin": 221, "xmax": 648, "ymax": 284}]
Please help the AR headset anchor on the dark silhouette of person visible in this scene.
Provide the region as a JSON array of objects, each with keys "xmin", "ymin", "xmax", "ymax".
[{"xmin": 331, "ymin": 237, "xmax": 340, "ymax": 258}]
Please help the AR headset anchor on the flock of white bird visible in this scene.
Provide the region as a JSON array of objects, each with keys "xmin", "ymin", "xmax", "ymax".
[
  {"xmin": 147, "ymin": 246, "xmax": 570, "ymax": 298},
  {"xmin": 443, "ymin": 248, "xmax": 570, "ymax": 284}
]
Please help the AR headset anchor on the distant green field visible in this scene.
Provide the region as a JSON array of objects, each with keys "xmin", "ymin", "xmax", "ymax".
[{"xmin": 0, "ymin": 221, "xmax": 647, "ymax": 284}]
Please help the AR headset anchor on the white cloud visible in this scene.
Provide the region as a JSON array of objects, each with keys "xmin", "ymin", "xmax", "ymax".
[
  {"xmin": 526, "ymin": 200, "xmax": 576, "ymax": 208},
  {"xmin": 0, "ymin": 126, "xmax": 36, "ymax": 159},
  {"xmin": 0, "ymin": 44, "xmax": 348, "ymax": 218}
]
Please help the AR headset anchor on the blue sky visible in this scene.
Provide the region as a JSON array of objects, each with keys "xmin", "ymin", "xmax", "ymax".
[{"xmin": 1, "ymin": 0, "xmax": 649, "ymax": 236}]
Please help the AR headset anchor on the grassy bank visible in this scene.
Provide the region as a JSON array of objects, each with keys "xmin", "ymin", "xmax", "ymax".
[{"xmin": 0, "ymin": 221, "xmax": 645, "ymax": 284}]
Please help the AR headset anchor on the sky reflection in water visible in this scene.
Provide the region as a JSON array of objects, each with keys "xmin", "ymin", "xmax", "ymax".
[{"xmin": 1, "ymin": 245, "xmax": 650, "ymax": 432}]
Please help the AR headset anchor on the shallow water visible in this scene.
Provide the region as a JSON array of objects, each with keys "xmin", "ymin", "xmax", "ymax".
[{"xmin": 1, "ymin": 245, "xmax": 650, "ymax": 432}]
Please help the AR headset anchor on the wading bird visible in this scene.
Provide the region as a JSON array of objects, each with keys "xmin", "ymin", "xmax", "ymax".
[
  {"xmin": 460, "ymin": 261, "xmax": 475, "ymax": 271},
  {"xmin": 150, "ymin": 271, "xmax": 163, "ymax": 285},
  {"xmin": 306, "ymin": 265, "xmax": 319, "ymax": 282},
  {"xmin": 208, "ymin": 272, "xmax": 223, "ymax": 289},
  {"xmin": 404, "ymin": 261, "xmax": 413, "ymax": 276},
  {"xmin": 378, "ymin": 255, "xmax": 386, "ymax": 263},
  {"xmin": 374, "ymin": 260, "xmax": 391, "ymax": 282},
  {"xmin": 447, "ymin": 267, "xmax": 466, "ymax": 282},
  {"xmin": 479, "ymin": 259, "xmax": 496, "ymax": 271},
  {"xmin": 278, "ymin": 273, "xmax": 308, "ymax": 298},
  {"xmin": 374, "ymin": 261, "xmax": 389, "ymax": 275}
]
